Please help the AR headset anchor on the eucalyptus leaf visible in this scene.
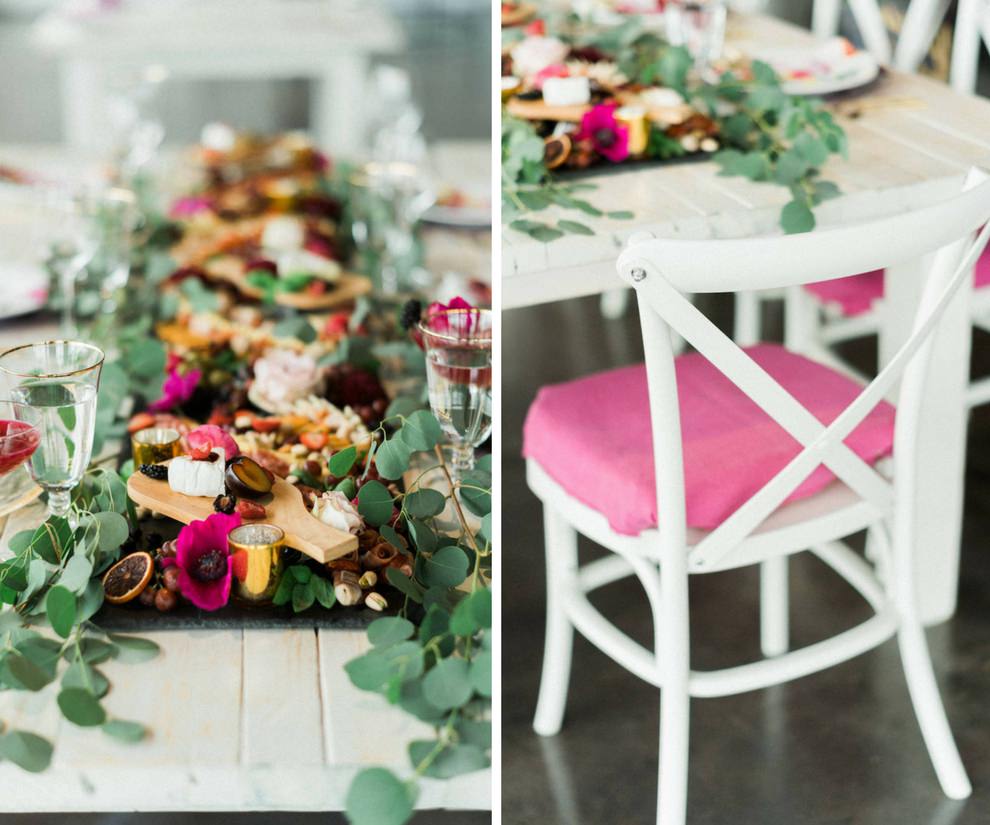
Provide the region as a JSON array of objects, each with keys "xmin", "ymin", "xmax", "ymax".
[
  {"xmin": 408, "ymin": 740, "xmax": 489, "ymax": 779},
  {"xmin": 422, "ymin": 658, "xmax": 473, "ymax": 711},
  {"xmin": 374, "ymin": 438, "xmax": 412, "ymax": 480},
  {"xmin": 421, "ymin": 546, "xmax": 469, "ymax": 588},
  {"xmin": 0, "ymin": 731, "xmax": 53, "ymax": 773},
  {"xmin": 102, "ymin": 719, "xmax": 147, "ymax": 743},
  {"xmin": 368, "ymin": 616, "xmax": 415, "ymax": 647},
  {"xmin": 57, "ymin": 687, "xmax": 106, "ymax": 727},
  {"xmin": 345, "ymin": 767, "xmax": 415, "ymax": 825},
  {"xmin": 357, "ymin": 480, "xmax": 394, "ymax": 527},
  {"xmin": 398, "ymin": 410, "xmax": 442, "ymax": 452},
  {"xmin": 470, "ymin": 650, "xmax": 492, "ymax": 697},
  {"xmin": 46, "ymin": 586, "xmax": 76, "ymax": 639},
  {"xmin": 328, "ymin": 445, "xmax": 357, "ymax": 477},
  {"xmin": 404, "ymin": 489, "xmax": 446, "ymax": 519},
  {"xmin": 58, "ymin": 554, "xmax": 94, "ymax": 594},
  {"xmin": 107, "ymin": 634, "xmax": 160, "ymax": 664},
  {"xmin": 384, "ymin": 568, "xmax": 424, "ymax": 604}
]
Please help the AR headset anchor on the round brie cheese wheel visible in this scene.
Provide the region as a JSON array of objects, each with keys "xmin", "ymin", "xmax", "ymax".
[{"xmin": 542, "ymin": 76, "xmax": 592, "ymax": 107}]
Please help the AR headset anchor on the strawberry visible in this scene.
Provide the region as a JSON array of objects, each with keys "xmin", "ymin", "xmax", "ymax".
[
  {"xmin": 252, "ymin": 417, "xmax": 282, "ymax": 433},
  {"xmin": 299, "ymin": 431, "xmax": 329, "ymax": 451},
  {"xmin": 127, "ymin": 411, "xmax": 156, "ymax": 434}
]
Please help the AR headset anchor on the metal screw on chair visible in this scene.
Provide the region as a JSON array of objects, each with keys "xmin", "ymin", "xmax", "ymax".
[{"xmin": 631, "ymin": 267, "xmax": 647, "ymax": 282}]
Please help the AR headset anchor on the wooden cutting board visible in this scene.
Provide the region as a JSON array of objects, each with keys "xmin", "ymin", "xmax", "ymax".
[
  {"xmin": 204, "ymin": 255, "xmax": 373, "ymax": 310},
  {"xmin": 127, "ymin": 467, "xmax": 357, "ymax": 563}
]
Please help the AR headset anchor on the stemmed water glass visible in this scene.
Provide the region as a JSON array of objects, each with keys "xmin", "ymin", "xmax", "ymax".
[
  {"xmin": 418, "ymin": 309, "xmax": 493, "ymax": 480},
  {"xmin": 665, "ymin": 0, "xmax": 728, "ymax": 78},
  {"xmin": 0, "ymin": 341, "xmax": 105, "ymax": 522}
]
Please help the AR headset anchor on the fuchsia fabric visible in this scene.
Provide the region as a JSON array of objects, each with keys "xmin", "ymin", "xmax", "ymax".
[
  {"xmin": 522, "ymin": 344, "xmax": 896, "ymax": 536},
  {"xmin": 803, "ymin": 245, "xmax": 990, "ymax": 317}
]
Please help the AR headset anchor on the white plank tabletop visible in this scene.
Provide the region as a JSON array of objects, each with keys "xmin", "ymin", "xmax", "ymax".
[
  {"xmin": 0, "ymin": 499, "xmax": 491, "ymax": 813},
  {"xmin": 502, "ymin": 13, "xmax": 990, "ymax": 309}
]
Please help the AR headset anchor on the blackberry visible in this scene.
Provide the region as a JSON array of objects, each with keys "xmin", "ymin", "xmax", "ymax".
[
  {"xmin": 213, "ymin": 493, "xmax": 238, "ymax": 515},
  {"xmin": 139, "ymin": 463, "xmax": 168, "ymax": 481},
  {"xmin": 399, "ymin": 299, "xmax": 422, "ymax": 331}
]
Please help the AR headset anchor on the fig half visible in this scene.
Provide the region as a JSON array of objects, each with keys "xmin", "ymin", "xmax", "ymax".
[{"xmin": 225, "ymin": 455, "xmax": 273, "ymax": 499}]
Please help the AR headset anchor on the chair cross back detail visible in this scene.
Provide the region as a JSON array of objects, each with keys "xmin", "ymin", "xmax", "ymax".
[{"xmin": 616, "ymin": 171, "xmax": 990, "ymax": 572}]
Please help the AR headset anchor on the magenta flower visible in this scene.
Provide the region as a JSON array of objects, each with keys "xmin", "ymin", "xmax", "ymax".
[
  {"xmin": 169, "ymin": 196, "xmax": 214, "ymax": 218},
  {"xmin": 149, "ymin": 367, "xmax": 202, "ymax": 412},
  {"xmin": 576, "ymin": 104, "xmax": 630, "ymax": 163},
  {"xmin": 175, "ymin": 512, "xmax": 241, "ymax": 611}
]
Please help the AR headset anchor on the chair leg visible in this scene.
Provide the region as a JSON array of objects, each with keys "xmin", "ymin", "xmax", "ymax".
[
  {"xmin": 759, "ymin": 557, "xmax": 789, "ymax": 657},
  {"xmin": 657, "ymin": 551, "xmax": 691, "ymax": 824},
  {"xmin": 882, "ymin": 522, "xmax": 972, "ymax": 799},
  {"xmin": 533, "ymin": 504, "xmax": 578, "ymax": 737},
  {"xmin": 733, "ymin": 290, "xmax": 761, "ymax": 346}
]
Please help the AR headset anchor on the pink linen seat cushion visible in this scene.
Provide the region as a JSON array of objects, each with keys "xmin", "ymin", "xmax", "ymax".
[
  {"xmin": 803, "ymin": 244, "xmax": 990, "ymax": 317},
  {"xmin": 522, "ymin": 343, "xmax": 896, "ymax": 536}
]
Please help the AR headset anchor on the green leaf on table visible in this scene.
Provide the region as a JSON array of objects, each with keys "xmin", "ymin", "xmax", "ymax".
[
  {"xmin": 404, "ymin": 489, "xmax": 446, "ymax": 519},
  {"xmin": 421, "ymin": 546, "xmax": 469, "ymax": 588},
  {"xmin": 422, "ymin": 658, "xmax": 473, "ymax": 711},
  {"xmin": 310, "ymin": 575, "xmax": 336, "ymax": 609},
  {"xmin": 272, "ymin": 574, "xmax": 294, "ymax": 607},
  {"xmin": 66, "ymin": 637, "xmax": 116, "ymax": 665},
  {"xmin": 457, "ymin": 718, "xmax": 492, "ymax": 750},
  {"xmin": 107, "ymin": 634, "xmax": 160, "ymax": 664},
  {"xmin": 368, "ymin": 616, "xmax": 415, "ymax": 647},
  {"xmin": 607, "ymin": 210, "xmax": 634, "ymax": 219},
  {"xmin": 292, "ymin": 583, "xmax": 315, "ymax": 613},
  {"xmin": 374, "ymin": 438, "xmax": 412, "ymax": 480},
  {"xmin": 94, "ymin": 511, "xmax": 130, "ymax": 555},
  {"xmin": 774, "ymin": 149, "xmax": 811, "ymax": 185},
  {"xmin": 46, "ymin": 586, "xmax": 76, "ymax": 639},
  {"xmin": 407, "ymin": 519, "xmax": 437, "ymax": 553},
  {"xmin": 781, "ymin": 199, "xmax": 816, "ymax": 234},
  {"xmin": 345, "ymin": 767, "xmax": 415, "ymax": 825},
  {"xmin": 470, "ymin": 650, "xmax": 492, "ymax": 697},
  {"xmin": 58, "ymin": 554, "xmax": 94, "ymax": 594},
  {"xmin": 76, "ymin": 579, "xmax": 104, "ymax": 623},
  {"xmin": 398, "ymin": 410, "xmax": 442, "ymax": 452},
  {"xmin": 345, "ymin": 641, "xmax": 423, "ymax": 691},
  {"xmin": 62, "ymin": 660, "xmax": 109, "ymax": 698},
  {"xmin": 32, "ymin": 517, "xmax": 73, "ymax": 565},
  {"xmin": 385, "ymin": 568, "xmax": 424, "ymax": 604},
  {"xmin": 557, "ymin": 219, "xmax": 594, "ymax": 236},
  {"xmin": 813, "ymin": 180, "xmax": 842, "ymax": 203},
  {"xmin": 0, "ymin": 731, "xmax": 53, "ymax": 773},
  {"xmin": 794, "ymin": 131, "xmax": 829, "ymax": 166},
  {"xmin": 2, "ymin": 652, "xmax": 53, "ymax": 691},
  {"xmin": 408, "ymin": 740, "xmax": 489, "ymax": 779},
  {"xmin": 289, "ymin": 564, "xmax": 312, "ymax": 584},
  {"xmin": 57, "ymin": 687, "xmax": 106, "ymax": 727},
  {"xmin": 101, "ymin": 719, "xmax": 147, "ymax": 743},
  {"xmin": 328, "ymin": 445, "xmax": 357, "ymax": 477},
  {"xmin": 15, "ymin": 636, "xmax": 61, "ymax": 679},
  {"xmin": 509, "ymin": 219, "xmax": 564, "ymax": 243},
  {"xmin": 273, "ymin": 317, "xmax": 317, "ymax": 344},
  {"xmin": 398, "ymin": 679, "xmax": 447, "ymax": 723},
  {"xmin": 357, "ymin": 480, "xmax": 394, "ymax": 527},
  {"xmin": 450, "ymin": 589, "xmax": 492, "ymax": 637}
]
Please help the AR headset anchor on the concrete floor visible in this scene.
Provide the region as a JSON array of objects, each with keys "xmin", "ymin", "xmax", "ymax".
[{"xmin": 502, "ymin": 293, "xmax": 990, "ymax": 825}]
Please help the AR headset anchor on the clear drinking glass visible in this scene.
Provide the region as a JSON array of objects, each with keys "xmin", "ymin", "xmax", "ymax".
[
  {"xmin": 419, "ymin": 309, "xmax": 493, "ymax": 480},
  {"xmin": 0, "ymin": 341, "xmax": 105, "ymax": 521},
  {"xmin": 349, "ymin": 161, "xmax": 435, "ymax": 297},
  {"xmin": 665, "ymin": 0, "xmax": 728, "ymax": 78},
  {"xmin": 0, "ymin": 402, "xmax": 41, "ymax": 510}
]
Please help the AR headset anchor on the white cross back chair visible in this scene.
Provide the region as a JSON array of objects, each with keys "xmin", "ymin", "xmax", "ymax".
[
  {"xmin": 738, "ymin": 0, "xmax": 990, "ymax": 407},
  {"xmin": 524, "ymin": 170, "xmax": 990, "ymax": 825}
]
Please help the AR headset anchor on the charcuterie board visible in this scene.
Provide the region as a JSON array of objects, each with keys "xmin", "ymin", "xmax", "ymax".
[{"xmin": 127, "ymin": 465, "xmax": 357, "ymax": 563}]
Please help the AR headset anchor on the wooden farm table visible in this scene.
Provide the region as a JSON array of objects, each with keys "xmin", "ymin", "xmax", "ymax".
[
  {"xmin": 0, "ymin": 140, "xmax": 492, "ymax": 811},
  {"xmin": 503, "ymin": 12, "xmax": 990, "ymax": 625}
]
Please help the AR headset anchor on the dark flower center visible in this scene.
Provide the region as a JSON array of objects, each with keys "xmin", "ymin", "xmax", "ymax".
[
  {"xmin": 191, "ymin": 549, "xmax": 227, "ymax": 582},
  {"xmin": 593, "ymin": 127, "xmax": 616, "ymax": 148}
]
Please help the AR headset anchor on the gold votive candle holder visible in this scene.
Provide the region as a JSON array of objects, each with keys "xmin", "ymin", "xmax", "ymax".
[
  {"xmin": 228, "ymin": 523, "xmax": 285, "ymax": 603},
  {"xmin": 131, "ymin": 427, "xmax": 181, "ymax": 466},
  {"xmin": 615, "ymin": 106, "xmax": 649, "ymax": 156}
]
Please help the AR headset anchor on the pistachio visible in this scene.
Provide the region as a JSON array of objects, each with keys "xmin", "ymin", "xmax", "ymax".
[
  {"xmin": 358, "ymin": 571, "xmax": 378, "ymax": 589},
  {"xmin": 334, "ymin": 580, "xmax": 363, "ymax": 606},
  {"xmin": 365, "ymin": 592, "xmax": 387, "ymax": 612}
]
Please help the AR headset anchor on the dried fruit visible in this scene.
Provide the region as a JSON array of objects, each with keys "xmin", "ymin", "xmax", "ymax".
[
  {"xmin": 252, "ymin": 417, "xmax": 282, "ymax": 433},
  {"xmin": 544, "ymin": 134, "xmax": 572, "ymax": 170},
  {"xmin": 138, "ymin": 463, "xmax": 169, "ymax": 481},
  {"xmin": 299, "ymin": 431, "xmax": 328, "ymax": 451},
  {"xmin": 213, "ymin": 493, "xmax": 238, "ymax": 515},
  {"xmin": 160, "ymin": 540, "xmax": 177, "ymax": 558},
  {"xmin": 235, "ymin": 499, "xmax": 266, "ymax": 519},
  {"xmin": 162, "ymin": 566, "xmax": 181, "ymax": 593},
  {"xmin": 103, "ymin": 552, "xmax": 155, "ymax": 605},
  {"xmin": 225, "ymin": 455, "xmax": 273, "ymax": 498},
  {"xmin": 155, "ymin": 588, "xmax": 178, "ymax": 612},
  {"xmin": 127, "ymin": 412, "xmax": 156, "ymax": 434},
  {"xmin": 138, "ymin": 586, "xmax": 157, "ymax": 607}
]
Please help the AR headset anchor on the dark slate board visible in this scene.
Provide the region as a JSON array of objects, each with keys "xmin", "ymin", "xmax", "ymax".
[{"xmin": 94, "ymin": 600, "xmax": 383, "ymax": 631}]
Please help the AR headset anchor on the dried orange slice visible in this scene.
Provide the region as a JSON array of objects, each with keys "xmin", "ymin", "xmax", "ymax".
[{"xmin": 103, "ymin": 552, "xmax": 155, "ymax": 605}]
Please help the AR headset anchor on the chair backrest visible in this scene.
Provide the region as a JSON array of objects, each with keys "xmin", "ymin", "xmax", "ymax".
[
  {"xmin": 615, "ymin": 169, "xmax": 990, "ymax": 570},
  {"xmin": 950, "ymin": 0, "xmax": 990, "ymax": 92},
  {"xmin": 813, "ymin": 0, "xmax": 893, "ymax": 64}
]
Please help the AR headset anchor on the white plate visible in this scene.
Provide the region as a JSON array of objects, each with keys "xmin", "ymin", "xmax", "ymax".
[{"xmin": 754, "ymin": 40, "xmax": 880, "ymax": 96}]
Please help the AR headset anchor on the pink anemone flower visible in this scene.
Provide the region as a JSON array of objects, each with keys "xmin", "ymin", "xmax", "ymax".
[
  {"xmin": 575, "ymin": 103, "xmax": 630, "ymax": 163},
  {"xmin": 148, "ymin": 366, "xmax": 202, "ymax": 412},
  {"xmin": 175, "ymin": 512, "xmax": 242, "ymax": 611}
]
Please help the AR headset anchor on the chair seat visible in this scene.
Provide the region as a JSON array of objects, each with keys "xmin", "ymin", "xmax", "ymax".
[
  {"xmin": 803, "ymin": 245, "xmax": 990, "ymax": 317},
  {"xmin": 522, "ymin": 344, "xmax": 896, "ymax": 536}
]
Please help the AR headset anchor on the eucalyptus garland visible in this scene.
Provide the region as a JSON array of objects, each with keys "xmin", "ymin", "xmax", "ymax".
[{"xmin": 502, "ymin": 22, "xmax": 849, "ymax": 239}]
